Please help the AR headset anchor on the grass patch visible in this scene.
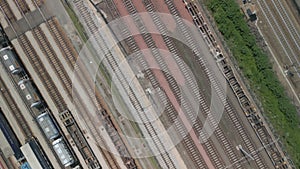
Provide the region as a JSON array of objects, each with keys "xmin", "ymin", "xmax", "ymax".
[
  {"xmin": 98, "ymin": 62, "xmax": 112, "ymax": 86},
  {"xmin": 63, "ymin": 3, "xmax": 88, "ymax": 42},
  {"xmin": 148, "ymin": 156, "xmax": 161, "ymax": 168},
  {"xmin": 205, "ymin": 0, "xmax": 300, "ymax": 167}
]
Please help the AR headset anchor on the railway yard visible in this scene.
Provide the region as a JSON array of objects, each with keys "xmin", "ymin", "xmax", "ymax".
[{"xmin": 0, "ymin": 0, "xmax": 298, "ymax": 169}]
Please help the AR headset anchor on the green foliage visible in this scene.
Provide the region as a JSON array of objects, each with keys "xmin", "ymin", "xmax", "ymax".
[
  {"xmin": 206, "ymin": 0, "xmax": 300, "ymax": 166},
  {"xmin": 64, "ymin": 4, "xmax": 88, "ymax": 42}
]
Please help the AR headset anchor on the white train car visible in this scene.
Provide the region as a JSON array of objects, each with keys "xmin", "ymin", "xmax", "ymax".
[
  {"xmin": 52, "ymin": 138, "xmax": 74, "ymax": 167},
  {"xmin": 36, "ymin": 112, "xmax": 60, "ymax": 140}
]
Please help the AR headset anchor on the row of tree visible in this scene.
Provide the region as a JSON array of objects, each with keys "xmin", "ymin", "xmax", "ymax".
[{"xmin": 206, "ymin": 0, "xmax": 300, "ymax": 166}]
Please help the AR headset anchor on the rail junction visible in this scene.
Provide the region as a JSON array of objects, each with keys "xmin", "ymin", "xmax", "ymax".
[{"xmin": 0, "ymin": 0, "xmax": 295, "ymax": 168}]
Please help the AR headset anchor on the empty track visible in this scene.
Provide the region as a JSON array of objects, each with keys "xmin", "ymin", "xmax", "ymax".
[
  {"xmin": 13, "ymin": 0, "xmax": 30, "ymax": 14},
  {"xmin": 0, "ymin": 0, "xmax": 16, "ymax": 21},
  {"xmin": 71, "ymin": 1, "xmax": 146, "ymax": 169},
  {"xmin": 256, "ymin": 0, "xmax": 300, "ymax": 77}
]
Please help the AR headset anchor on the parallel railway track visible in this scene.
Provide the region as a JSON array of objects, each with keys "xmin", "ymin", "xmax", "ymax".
[
  {"xmin": 46, "ymin": 18, "xmax": 78, "ymax": 68},
  {"xmin": 122, "ymin": 1, "xmax": 196, "ymax": 168},
  {"xmin": 32, "ymin": 27, "xmax": 73, "ymax": 98},
  {"xmin": 256, "ymin": 0, "xmax": 300, "ymax": 76},
  {"xmin": 44, "ymin": 20, "xmax": 114, "ymax": 168},
  {"xmin": 18, "ymin": 34, "xmax": 67, "ymax": 114},
  {"xmin": 32, "ymin": 25, "xmax": 106, "ymax": 168},
  {"xmin": 18, "ymin": 30, "xmax": 107, "ymax": 169},
  {"xmin": 9, "ymin": 0, "xmax": 123, "ymax": 167},
  {"xmin": 185, "ymin": 0, "xmax": 290, "ymax": 168},
  {"xmin": 122, "ymin": 0, "xmax": 229, "ymax": 168},
  {"xmin": 0, "ymin": 43, "xmax": 62, "ymax": 168},
  {"xmin": 72, "ymin": 1, "xmax": 149, "ymax": 168},
  {"xmin": 105, "ymin": 0, "xmax": 228, "ymax": 168},
  {"xmin": 140, "ymin": 1, "xmax": 246, "ymax": 168},
  {"xmin": 270, "ymin": 0, "xmax": 300, "ymax": 51},
  {"xmin": 13, "ymin": 0, "xmax": 30, "ymax": 14},
  {"xmin": 33, "ymin": 1, "xmax": 137, "ymax": 168},
  {"xmin": 0, "ymin": 0, "xmax": 15, "ymax": 21},
  {"xmin": 0, "ymin": 0, "xmax": 109, "ymax": 168},
  {"xmin": 1, "ymin": 0, "xmax": 286, "ymax": 168},
  {"xmin": 32, "ymin": 0, "xmax": 43, "ymax": 8},
  {"xmin": 107, "ymin": 0, "xmax": 279, "ymax": 168},
  {"xmin": 107, "ymin": 0, "xmax": 246, "ymax": 168},
  {"xmin": 18, "ymin": 22, "xmax": 112, "ymax": 169},
  {"xmin": 105, "ymin": 0, "xmax": 189, "ymax": 168},
  {"xmin": 0, "ymin": 0, "xmax": 44, "ymax": 22},
  {"xmin": 67, "ymin": 1, "xmax": 139, "ymax": 168},
  {"xmin": 166, "ymin": 1, "xmax": 271, "ymax": 168},
  {"xmin": 221, "ymin": 47, "xmax": 290, "ymax": 169},
  {"xmin": 80, "ymin": 1, "xmax": 175, "ymax": 168}
]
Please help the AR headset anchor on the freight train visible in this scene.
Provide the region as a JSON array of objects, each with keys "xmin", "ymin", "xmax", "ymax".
[{"xmin": 0, "ymin": 44, "xmax": 76, "ymax": 167}]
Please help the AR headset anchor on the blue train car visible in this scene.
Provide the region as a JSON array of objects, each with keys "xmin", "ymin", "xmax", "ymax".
[
  {"xmin": 20, "ymin": 162, "xmax": 31, "ymax": 169},
  {"xmin": 0, "ymin": 109, "xmax": 24, "ymax": 160}
]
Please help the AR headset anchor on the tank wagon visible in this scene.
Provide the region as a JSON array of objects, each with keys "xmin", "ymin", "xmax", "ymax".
[
  {"xmin": 18, "ymin": 79, "xmax": 43, "ymax": 108},
  {"xmin": 0, "ymin": 46, "xmax": 23, "ymax": 75}
]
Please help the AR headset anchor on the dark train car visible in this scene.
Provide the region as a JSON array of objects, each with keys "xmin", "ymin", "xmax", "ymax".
[
  {"xmin": 18, "ymin": 79, "xmax": 42, "ymax": 108},
  {"xmin": 0, "ymin": 25, "xmax": 9, "ymax": 47},
  {"xmin": 0, "ymin": 46, "xmax": 23, "ymax": 75},
  {"xmin": 0, "ymin": 109, "xmax": 24, "ymax": 160}
]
